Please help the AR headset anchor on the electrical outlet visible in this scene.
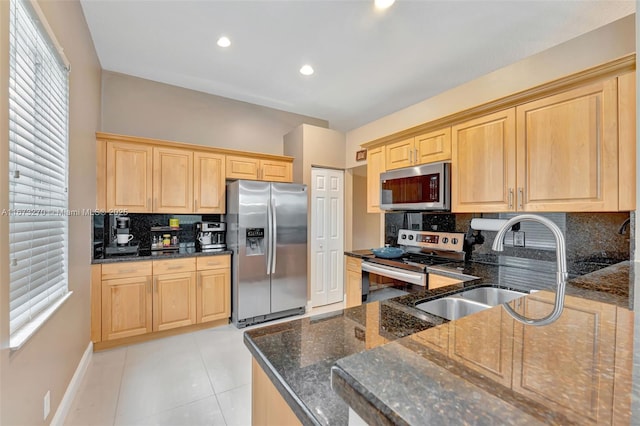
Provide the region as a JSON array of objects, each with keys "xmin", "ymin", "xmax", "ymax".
[
  {"xmin": 513, "ymin": 231, "xmax": 525, "ymax": 247},
  {"xmin": 43, "ymin": 390, "xmax": 50, "ymax": 420}
]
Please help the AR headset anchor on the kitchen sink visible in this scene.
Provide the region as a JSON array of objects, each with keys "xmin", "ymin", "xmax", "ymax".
[
  {"xmin": 456, "ymin": 287, "xmax": 527, "ymax": 306},
  {"xmin": 415, "ymin": 287, "xmax": 529, "ymax": 320},
  {"xmin": 415, "ymin": 297, "xmax": 490, "ymax": 321}
]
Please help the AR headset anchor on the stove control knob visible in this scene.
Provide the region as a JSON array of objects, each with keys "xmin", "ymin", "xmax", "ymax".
[
  {"xmin": 408, "ymin": 235, "xmax": 414, "ymax": 240},
  {"xmin": 442, "ymin": 237, "xmax": 449, "ymax": 244},
  {"xmin": 401, "ymin": 234, "xmax": 407, "ymax": 240},
  {"xmin": 451, "ymin": 238, "xmax": 459, "ymax": 244}
]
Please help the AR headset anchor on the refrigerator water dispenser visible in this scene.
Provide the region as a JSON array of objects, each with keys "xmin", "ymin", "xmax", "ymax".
[{"xmin": 246, "ymin": 228, "xmax": 265, "ymax": 256}]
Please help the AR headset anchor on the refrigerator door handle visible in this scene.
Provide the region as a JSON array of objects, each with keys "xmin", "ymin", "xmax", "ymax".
[
  {"xmin": 266, "ymin": 197, "xmax": 273, "ymax": 276},
  {"xmin": 271, "ymin": 198, "xmax": 277, "ymax": 274}
]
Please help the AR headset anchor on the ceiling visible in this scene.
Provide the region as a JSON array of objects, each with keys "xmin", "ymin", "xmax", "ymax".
[{"xmin": 80, "ymin": 1, "xmax": 635, "ymax": 132}]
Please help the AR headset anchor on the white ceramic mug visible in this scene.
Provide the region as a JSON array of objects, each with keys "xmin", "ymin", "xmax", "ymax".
[
  {"xmin": 116, "ymin": 234, "xmax": 134, "ymax": 245},
  {"xmin": 199, "ymin": 234, "xmax": 212, "ymax": 245}
]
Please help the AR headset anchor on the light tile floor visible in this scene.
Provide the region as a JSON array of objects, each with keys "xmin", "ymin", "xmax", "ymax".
[{"xmin": 64, "ymin": 302, "xmax": 344, "ymax": 426}]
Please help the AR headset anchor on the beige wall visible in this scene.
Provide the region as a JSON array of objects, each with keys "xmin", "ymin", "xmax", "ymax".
[
  {"xmin": 345, "ymin": 14, "xmax": 636, "ymax": 167},
  {"xmin": 0, "ymin": 1, "xmax": 102, "ymax": 424},
  {"xmin": 102, "ymin": 72, "xmax": 328, "ymax": 155}
]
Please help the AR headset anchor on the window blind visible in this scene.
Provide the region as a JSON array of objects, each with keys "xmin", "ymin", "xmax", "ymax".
[{"xmin": 8, "ymin": 0, "xmax": 69, "ymax": 338}]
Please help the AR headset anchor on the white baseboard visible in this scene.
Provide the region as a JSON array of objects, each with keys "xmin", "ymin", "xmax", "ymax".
[
  {"xmin": 306, "ymin": 300, "xmax": 313, "ymax": 312},
  {"xmin": 50, "ymin": 341, "xmax": 93, "ymax": 426}
]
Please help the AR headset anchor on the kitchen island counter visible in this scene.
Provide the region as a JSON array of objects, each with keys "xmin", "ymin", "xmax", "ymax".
[{"xmin": 245, "ymin": 261, "xmax": 634, "ymax": 425}]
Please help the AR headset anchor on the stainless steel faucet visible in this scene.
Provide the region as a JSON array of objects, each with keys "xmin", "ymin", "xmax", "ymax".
[{"xmin": 492, "ymin": 214, "xmax": 567, "ymax": 326}]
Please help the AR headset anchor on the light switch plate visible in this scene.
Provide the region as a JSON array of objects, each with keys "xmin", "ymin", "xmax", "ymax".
[{"xmin": 513, "ymin": 231, "xmax": 525, "ymax": 247}]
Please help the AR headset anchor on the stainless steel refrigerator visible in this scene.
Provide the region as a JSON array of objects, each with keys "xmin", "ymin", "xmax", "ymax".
[{"xmin": 226, "ymin": 180, "xmax": 308, "ymax": 328}]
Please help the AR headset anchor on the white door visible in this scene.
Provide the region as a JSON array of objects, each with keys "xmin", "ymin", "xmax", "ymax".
[{"xmin": 311, "ymin": 168, "xmax": 344, "ymax": 307}]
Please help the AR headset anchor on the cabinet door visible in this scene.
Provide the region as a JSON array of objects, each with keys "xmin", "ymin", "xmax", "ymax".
[
  {"xmin": 102, "ymin": 276, "xmax": 152, "ymax": 341},
  {"xmin": 106, "ymin": 142, "xmax": 153, "ymax": 212},
  {"xmin": 197, "ymin": 268, "xmax": 230, "ymax": 323},
  {"xmin": 366, "ymin": 147, "xmax": 385, "ymax": 213},
  {"xmin": 226, "ymin": 155, "xmax": 259, "ymax": 180},
  {"xmin": 345, "ymin": 256, "xmax": 362, "ymax": 308},
  {"xmin": 512, "ymin": 292, "xmax": 618, "ymax": 424},
  {"xmin": 516, "ymin": 79, "xmax": 618, "ymax": 212},
  {"xmin": 415, "ymin": 128, "xmax": 451, "ymax": 164},
  {"xmin": 618, "ymin": 72, "xmax": 635, "ymax": 211},
  {"xmin": 385, "ymin": 137, "xmax": 414, "ymax": 170},
  {"xmin": 448, "ymin": 306, "xmax": 515, "ymax": 387},
  {"xmin": 194, "ymin": 151, "xmax": 225, "ymax": 213},
  {"xmin": 261, "ymin": 159, "xmax": 292, "ymax": 182},
  {"xmin": 153, "ymin": 272, "xmax": 197, "ymax": 331},
  {"xmin": 452, "ymin": 109, "xmax": 516, "ymax": 213},
  {"xmin": 153, "ymin": 147, "xmax": 193, "ymax": 213}
]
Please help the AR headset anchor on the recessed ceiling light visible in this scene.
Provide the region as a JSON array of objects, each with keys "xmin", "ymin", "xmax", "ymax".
[
  {"xmin": 374, "ymin": 0, "xmax": 395, "ymax": 10},
  {"xmin": 299, "ymin": 64, "xmax": 314, "ymax": 76},
  {"xmin": 217, "ymin": 36, "xmax": 231, "ymax": 48}
]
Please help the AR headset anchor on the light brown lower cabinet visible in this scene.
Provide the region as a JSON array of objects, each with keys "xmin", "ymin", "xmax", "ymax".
[
  {"xmin": 410, "ymin": 291, "xmax": 627, "ymax": 425},
  {"xmin": 101, "ymin": 275, "xmax": 153, "ymax": 341},
  {"xmin": 428, "ymin": 274, "xmax": 462, "ymax": 290},
  {"xmin": 93, "ymin": 255, "xmax": 231, "ymax": 347},
  {"xmin": 252, "ymin": 358, "xmax": 301, "ymax": 426},
  {"xmin": 344, "ymin": 256, "xmax": 362, "ymax": 308}
]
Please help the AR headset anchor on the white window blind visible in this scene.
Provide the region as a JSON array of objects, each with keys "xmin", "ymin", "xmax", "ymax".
[{"xmin": 8, "ymin": 0, "xmax": 69, "ymax": 340}]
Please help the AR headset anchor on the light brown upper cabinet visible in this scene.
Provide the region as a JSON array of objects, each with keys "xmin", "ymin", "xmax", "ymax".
[
  {"xmin": 153, "ymin": 147, "xmax": 194, "ymax": 213},
  {"xmin": 366, "ymin": 146, "xmax": 385, "ymax": 213},
  {"xmin": 226, "ymin": 155, "xmax": 292, "ymax": 182},
  {"xmin": 516, "ymin": 78, "xmax": 618, "ymax": 212},
  {"xmin": 194, "ymin": 152, "xmax": 225, "ymax": 213},
  {"xmin": 385, "ymin": 128, "xmax": 451, "ymax": 170},
  {"xmin": 453, "ymin": 77, "xmax": 621, "ymax": 213},
  {"xmin": 618, "ymin": 71, "xmax": 636, "ymax": 211},
  {"xmin": 452, "ymin": 109, "xmax": 516, "ymax": 213},
  {"xmin": 105, "ymin": 141, "xmax": 154, "ymax": 213}
]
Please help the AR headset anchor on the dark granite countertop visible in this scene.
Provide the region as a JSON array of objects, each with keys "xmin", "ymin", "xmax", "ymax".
[
  {"xmin": 244, "ymin": 258, "xmax": 634, "ymax": 425},
  {"xmin": 91, "ymin": 249, "xmax": 232, "ymax": 264}
]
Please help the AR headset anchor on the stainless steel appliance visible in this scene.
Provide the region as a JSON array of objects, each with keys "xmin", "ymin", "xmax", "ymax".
[
  {"xmin": 196, "ymin": 221, "xmax": 226, "ymax": 252},
  {"xmin": 362, "ymin": 229, "xmax": 465, "ymax": 301},
  {"xmin": 380, "ymin": 162, "xmax": 450, "ymax": 211},
  {"xmin": 226, "ymin": 180, "xmax": 308, "ymax": 328}
]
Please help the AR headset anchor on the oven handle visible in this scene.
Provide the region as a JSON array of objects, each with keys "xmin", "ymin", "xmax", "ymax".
[{"xmin": 362, "ymin": 262, "xmax": 426, "ymax": 286}]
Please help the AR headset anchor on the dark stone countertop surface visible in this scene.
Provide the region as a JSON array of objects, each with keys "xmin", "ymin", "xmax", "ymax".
[
  {"xmin": 91, "ymin": 249, "xmax": 232, "ymax": 264},
  {"xmin": 244, "ymin": 257, "xmax": 634, "ymax": 425}
]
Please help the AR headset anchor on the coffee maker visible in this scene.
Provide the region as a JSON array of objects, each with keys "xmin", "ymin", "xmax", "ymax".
[
  {"xmin": 105, "ymin": 215, "xmax": 139, "ymax": 255},
  {"xmin": 196, "ymin": 222, "xmax": 226, "ymax": 252}
]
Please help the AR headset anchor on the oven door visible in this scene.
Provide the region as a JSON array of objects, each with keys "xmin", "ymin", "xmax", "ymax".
[
  {"xmin": 379, "ymin": 162, "xmax": 450, "ymax": 211},
  {"xmin": 361, "ymin": 261, "xmax": 426, "ymax": 302}
]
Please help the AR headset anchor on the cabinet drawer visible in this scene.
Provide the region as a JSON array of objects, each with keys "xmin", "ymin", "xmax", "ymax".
[
  {"xmin": 197, "ymin": 255, "xmax": 231, "ymax": 270},
  {"xmin": 101, "ymin": 261, "xmax": 153, "ymax": 280},
  {"xmin": 345, "ymin": 256, "xmax": 362, "ymax": 272},
  {"xmin": 153, "ymin": 258, "xmax": 196, "ymax": 275}
]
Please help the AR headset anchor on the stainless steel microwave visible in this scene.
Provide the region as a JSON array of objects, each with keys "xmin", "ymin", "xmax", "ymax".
[{"xmin": 380, "ymin": 162, "xmax": 450, "ymax": 211}]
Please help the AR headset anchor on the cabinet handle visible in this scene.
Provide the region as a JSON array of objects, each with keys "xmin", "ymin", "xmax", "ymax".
[
  {"xmin": 119, "ymin": 269, "xmax": 135, "ymax": 274},
  {"xmin": 508, "ymin": 188, "xmax": 514, "ymax": 209},
  {"xmin": 167, "ymin": 265, "xmax": 183, "ymax": 270},
  {"xmin": 194, "ymin": 199, "xmax": 198, "ymax": 210},
  {"xmin": 147, "ymin": 198, "xmax": 151, "ymax": 209},
  {"xmin": 414, "ymin": 148, "xmax": 418, "ymax": 163},
  {"xmin": 518, "ymin": 187, "xmax": 524, "ymax": 210},
  {"xmin": 409, "ymin": 150, "xmax": 413, "ymax": 164}
]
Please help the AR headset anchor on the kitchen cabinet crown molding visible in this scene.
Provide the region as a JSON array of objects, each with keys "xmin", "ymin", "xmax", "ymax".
[
  {"xmin": 96, "ymin": 131, "xmax": 294, "ymax": 163},
  {"xmin": 361, "ymin": 54, "xmax": 635, "ymax": 150}
]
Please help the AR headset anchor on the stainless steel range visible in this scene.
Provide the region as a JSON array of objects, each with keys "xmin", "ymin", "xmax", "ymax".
[{"xmin": 362, "ymin": 229, "xmax": 465, "ymax": 301}]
